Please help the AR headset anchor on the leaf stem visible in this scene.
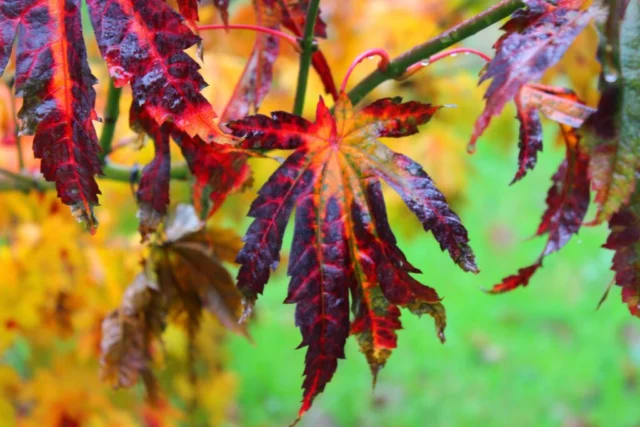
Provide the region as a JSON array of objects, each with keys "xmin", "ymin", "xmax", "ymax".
[
  {"xmin": 340, "ymin": 49, "xmax": 391, "ymax": 93},
  {"xmin": 292, "ymin": 0, "xmax": 321, "ymax": 115},
  {"xmin": 99, "ymin": 79, "xmax": 122, "ymax": 163},
  {"xmin": 198, "ymin": 24, "xmax": 301, "ymax": 51},
  {"xmin": 346, "ymin": 0, "xmax": 524, "ymax": 106}
]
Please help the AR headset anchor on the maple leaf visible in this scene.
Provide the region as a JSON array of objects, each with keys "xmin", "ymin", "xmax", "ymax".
[
  {"xmin": 0, "ymin": 0, "xmax": 102, "ymax": 232},
  {"xmin": 86, "ymin": 0, "xmax": 222, "ymax": 141},
  {"xmin": 228, "ymin": 93, "xmax": 476, "ymax": 418},
  {"xmin": 512, "ymin": 84, "xmax": 595, "ymax": 184},
  {"xmin": 491, "ymin": 125, "xmax": 590, "ymax": 293},
  {"xmin": 586, "ymin": 0, "xmax": 640, "ymax": 225},
  {"xmin": 469, "ymin": 0, "xmax": 600, "ymax": 151}
]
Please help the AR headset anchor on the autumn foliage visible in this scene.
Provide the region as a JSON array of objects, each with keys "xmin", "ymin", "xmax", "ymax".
[{"xmin": 1, "ymin": 0, "xmax": 639, "ymax": 424}]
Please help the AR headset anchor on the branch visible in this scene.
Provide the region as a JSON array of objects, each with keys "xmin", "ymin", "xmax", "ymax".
[
  {"xmin": 346, "ymin": 0, "xmax": 525, "ymax": 106},
  {"xmin": 0, "ymin": 161, "xmax": 190, "ymax": 193},
  {"xmin": 292, "ymin": 0, "xmax": 321, "ymax": 115},
  {"xmin": 99, "ymin": 78, "xmax": 122, "ymax": 163}
]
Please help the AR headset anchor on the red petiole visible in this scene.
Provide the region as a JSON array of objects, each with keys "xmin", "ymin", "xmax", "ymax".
[{"xmin": 340, "ymin": 49, "xmax": 391, "ymax": 93}]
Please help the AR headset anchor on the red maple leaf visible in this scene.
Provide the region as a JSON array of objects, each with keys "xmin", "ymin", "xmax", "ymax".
[
  {"xmin": 86, "ymin": 0, "xmax": 222, "ymax": 141},
  {"xmin": 227, "ymin": 93, "xmax": 476, "ymax": 418},
  {"xmin": 469, "ymin": 0, "xmax": 600, "ymax": 151},
  {"xmin": 0, "ymin": 0, "xmax": 102, "ymax": 232},
  {"xmin": 491, "ymin": 125, "xmax": 591, "ymax": 293}
]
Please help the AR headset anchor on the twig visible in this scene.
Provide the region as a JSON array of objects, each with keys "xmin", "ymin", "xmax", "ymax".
[
  {"xmin": 346, "ymin": 0, "xmax": 524, "ymax": 106},
  {"xmin": 292, "ymin": 0, "xmax": 321, "ymax": 115},
  {"xmin": 99, "ymin": 79, "xmax": 122, "ymax": 163}
]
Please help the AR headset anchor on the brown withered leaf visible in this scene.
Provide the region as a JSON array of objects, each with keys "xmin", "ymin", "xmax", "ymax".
[
  {"xmin": 100, "ymin": 204, "xmax": 247, "ymax": 395},
  {"xmin": 152, "ymin": 204, "xmax": 247, "ymax": 336},
  {"xmin": 100, "ymin": 273, "xmax": 165, "ymax": 397}
]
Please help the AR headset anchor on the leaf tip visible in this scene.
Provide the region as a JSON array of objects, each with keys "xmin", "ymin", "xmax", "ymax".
[{"xmin": 70, "ymin": 204, "xmax": 99, "ymax": 234}]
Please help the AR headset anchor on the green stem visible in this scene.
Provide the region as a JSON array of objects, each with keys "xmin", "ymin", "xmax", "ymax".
[
  {"xmin": 347, "ymin": 0, "xmax": 524, "ymax": 106},
  {"xmin": 0, "ymin": 161, "xmax": 190, "ymax": 193},
  {"xmin": 102, "ymin": 160, "xmax": 190, "ymax": 182},
  {"xmin": 292, "ymin": 0, "xmax": 321, "ymax": 115},
  {"xmin": 99, "ymin": 79, "xmax": 122, "ymax": 163},
  {"xmin": 0, "ymin": 168, "xmax": 51, "ymax": 192}
]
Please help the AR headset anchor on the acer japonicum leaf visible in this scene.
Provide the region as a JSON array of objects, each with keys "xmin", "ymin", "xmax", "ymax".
[
  {"xmin": 512, "ymin": 84, "xmax": 595, "ymax": 184},
  {"xmin": 469, "ymin": 0, "xmax": 600, "ymax": 151},
  {"xmin": 173, "ymin": 132, "xmax": 252, "ymax": 219},
  {"xmin": 86, "ymin": 0, "xmax": 222, "ymax": 141},
  {"xmin": 587, "ymin": 0, "xmax": 640, "ymax": 225},
  {"xmin": 491, "ymin": 126, "xmax": 591, "ymax": 293},
  {"xmin": 228, "ymin": 93, "xmax": 475, "ymax": 418},
  {"xmin": 0, "ymin": 0, "xmax": 102, "ymax": 232}
]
